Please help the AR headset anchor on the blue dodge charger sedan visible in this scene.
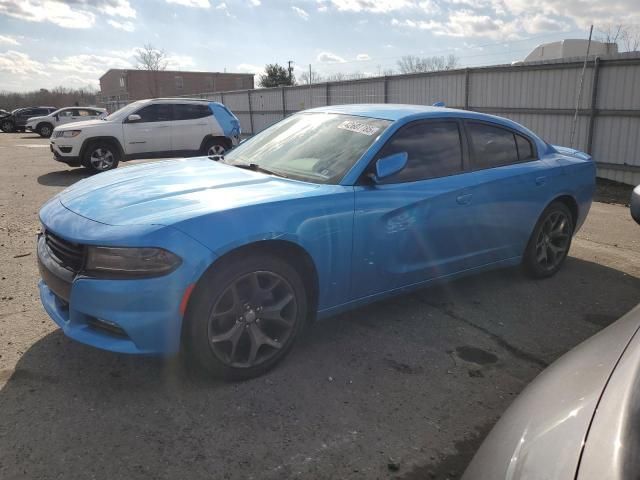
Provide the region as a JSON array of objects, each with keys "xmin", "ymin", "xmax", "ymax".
[{"xmin": 37, "ymin": 105, "xmax": 595, "ymax": 378}]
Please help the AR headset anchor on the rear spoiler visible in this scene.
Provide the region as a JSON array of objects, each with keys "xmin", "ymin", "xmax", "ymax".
[{"xmin": 550, "ymin": 144, "xmax": 592, "ymax": 161}]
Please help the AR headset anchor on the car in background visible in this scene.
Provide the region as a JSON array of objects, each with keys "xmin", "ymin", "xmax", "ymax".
[
  {"xmin": 463, "ymin": 201, "xmax": 640, "ymax": 480},
  {"xmin": 0, "ymin": 106, "xmax": 56, "ymax": 133},
  {"xmin": 50, "ymin": 98, "xmax": 241, "ymax": 173},
  {"xmin": 26, "ymin": 107, "xmax": 107, "ymax": 138}
]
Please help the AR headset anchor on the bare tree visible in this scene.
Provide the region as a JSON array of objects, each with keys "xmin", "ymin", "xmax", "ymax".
[
  {"xmin": 596, "ymin": 24, "xmax": 640, "ymax": 52},
  {"xmin": 134, "ymin": 43, "xmax": 168, "ymax": 97},
  {"xmin": 0, "ymin": 86, "xmax": 99, "ymax": 111},
  {"xmin": 298, "ymin": 69, "xmax": 323, "ymax": 85},
  {"xmin": 396, "ymin": 54, "xmax": 459, "ymax": 74},
  {"xmin": 621, "ymin": 26, "xmax": 640, "ymax": 52}
]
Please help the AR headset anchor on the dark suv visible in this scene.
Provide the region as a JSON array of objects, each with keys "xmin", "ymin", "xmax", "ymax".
[{"xmin": 0, "ymin": 106, "xmax": 56, "ymax": 133}]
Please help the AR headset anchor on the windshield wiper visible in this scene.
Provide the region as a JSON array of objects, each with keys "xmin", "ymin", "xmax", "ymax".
[{"xmin": 234, "ymin": 163, "xmax": 288, "ymax": 179}]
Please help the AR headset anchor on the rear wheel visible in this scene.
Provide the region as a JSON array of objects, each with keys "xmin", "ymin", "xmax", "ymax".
[
  {"xmin": 184, "ymin": 254, "xmax": 307, "ymax": 380},
  {"xmin": 523, "ymin": 201, "xmax": 574, "ymax": 278},
  {"xmin": 82, "ymin": 141, "xmax": 120, "ymax": 173},
  {"xmin": 37, "ymin": 123, "xmax": 53, "ymax": 138},
  {"xmin": 1, "ymin": 120, "xmax": 15, "ymax": 133},
  {"xmin": 202, "ymin": 138, "xmax": 227, "ymax": 158}
]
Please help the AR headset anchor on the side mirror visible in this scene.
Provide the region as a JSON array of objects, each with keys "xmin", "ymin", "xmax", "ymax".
[
  {"xmin": 370, "ymin": 152, "xmax": 408, "ymax": 183},
  {"xmin": 127, "ymin": 114, "xmax": 141, "ymax": 123},
  {"xmin": 631, "ymin": 185, "xmax": 640, "ymax": 225}
]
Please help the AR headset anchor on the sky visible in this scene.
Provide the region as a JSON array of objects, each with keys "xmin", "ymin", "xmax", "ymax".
[{"xmin": 0, "ymin": 0, "xmax": 637, "ymax": 92}]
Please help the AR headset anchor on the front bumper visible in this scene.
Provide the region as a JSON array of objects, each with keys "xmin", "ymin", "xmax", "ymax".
[
  {"xmin": 37, "ymin": 200, "xmax": 217, "ymax": 355},
  {"xmin": 50, "ymin": 142, "xmax": 81, "ymax": 166}
]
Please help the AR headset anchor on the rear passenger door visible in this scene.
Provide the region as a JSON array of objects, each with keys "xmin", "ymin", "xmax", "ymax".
[
  {"xmin": 461, "ymin": 120, "xmax": 549, "ymax": 261},
  {"xmin": 122, "ymin": 103, "xmax": 172, "ymax": 155},
  {"xmin": 171, "ymin": 103, "xmax": 212, "ymax": 153},
  {"xmin": 352, "ymin": 119, "xmax": 485, "ymax": 298}
]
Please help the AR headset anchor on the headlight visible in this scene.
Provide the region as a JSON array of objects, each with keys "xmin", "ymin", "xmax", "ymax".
[
  {"xmin": 85, "ymin": 246, "xmax": 182, "ymax": 278},
  {"xmin": 60, "ymin": 130, "xmax": 81, "ymax": 138}
]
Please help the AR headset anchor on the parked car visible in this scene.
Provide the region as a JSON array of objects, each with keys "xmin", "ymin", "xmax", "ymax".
[
  {"xmin": 463, "ymin": 204, "xmax": 640, "ymax": 480},
  {"xmin": 631, "ymin": 184, "xmax": 640, "ymax": 224},
  {"xmin": 0, "ymin": 106, "xmax": 56, "ymax": 132},
  {"xmin": 49, "ymin": 98, "xmax": 241, "ymax": 173},
  {"xmin": 37, "ymin": 105, "xmax": 595, "ymax": 379},
  {"xmin": 26, "ymin": 107, "xmax": 107, "ymax": 138}
]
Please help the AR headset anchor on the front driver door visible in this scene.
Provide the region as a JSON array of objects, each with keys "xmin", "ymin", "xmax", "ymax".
[
  {"xmin": 122, "ymin": 103, "xmax": 172, "ymax": 155},
  {"xmin": 352, "ymin": 119, "xmax": 485, "ymax": 299}
]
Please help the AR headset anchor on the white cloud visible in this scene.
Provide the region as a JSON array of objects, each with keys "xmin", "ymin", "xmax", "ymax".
[
  {"xmin": 0, "ymin": 34, "xmax": 20, "ymax": 45},
  {"xmin": 0, "ymin": 50, "xmax": 49, "ymax": 77},
  {"xmin": 0, "ymin": 0, "xmax": 96, "ymax": 28},
  {"xmin": 317, "ymin": 51, "xmax": 346, "ymax": 63},
  {"xmin": 249, "ymin": 0, "xmax": 260, "ymax": 5},
  {"xmin": 49, "ymin": 53, "xmax": 133, "ymax": 76},
  {"xmin": 356, "ymin": 53, "xmax": 371, "ymax": 60},
  {"xmin": 165, "ymin": 54, "xmax": 196, "ymax": 70},
  {"xmin": 98, "ymin": 0, "xmax": 135, "ymax": 18},
  {"xmin": 292, "ymin": 6, "xmax": 309, "ymax": 20},
  {"xmin": 165, "ymin": 0, "xmax": 210, "ymax": 7},
  {"xmin": 322, "ymin": 0, "xmax": 411, "ymax": 13},
  {"xmin": 107, "ymin": 19, "xmax": 135, "ymax": 31}
]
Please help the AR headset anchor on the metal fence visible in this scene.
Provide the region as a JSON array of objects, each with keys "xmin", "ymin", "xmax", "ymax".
[{"xmin": 105, "ymin": 54, "xmax": 640, "ymax": 186}]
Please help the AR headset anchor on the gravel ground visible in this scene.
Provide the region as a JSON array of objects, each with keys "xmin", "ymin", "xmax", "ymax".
[{"xmin": 0, "ymin": 132, "xmax": 639, "ymax": 480}]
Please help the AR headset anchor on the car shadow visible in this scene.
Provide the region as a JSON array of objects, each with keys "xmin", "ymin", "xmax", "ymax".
[
  {"xmin": 37, "ymin": 169, "xmax": 91, "ymax": 187},
  {"xmin": 1, "ymin": 257, "xmax": 638, "ymax": 479}
]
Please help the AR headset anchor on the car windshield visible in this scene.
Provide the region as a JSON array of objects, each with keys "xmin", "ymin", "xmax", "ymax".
[
  {"xmin": 104, "ymin": 101, "xmax": 145, "ymax": 121},
  {"xmin": 222, "ymin": 112, "xmax": 390, "ymax": 184}
]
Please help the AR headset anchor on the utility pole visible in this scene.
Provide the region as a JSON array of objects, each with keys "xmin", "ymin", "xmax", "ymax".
[{"xmin": 287, "ymin": 60, "xmax": 294, "ymax": 85}]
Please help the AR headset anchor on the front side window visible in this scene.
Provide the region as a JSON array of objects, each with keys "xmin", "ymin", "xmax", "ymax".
[
  {"xmin": 223, "ymin": 113, "xmax": 391, "ymax": 184},
  {"xmin": 134, "ymin": 104, "xmax": 172, "ymax": 122},
  {"xmin": 374, "ymin": 121, "xmax": 463, "ymax": 183},
  {"xmin": 58, "ymin": 110, "xmax": 74, "ymax": 118},
  {"xmin": 466, "ymin": 121, "xmax": 521, "ymax": 169},
  {"xmin": 516, "ymin": 134, "xmax": 536, "ymax": 161}
]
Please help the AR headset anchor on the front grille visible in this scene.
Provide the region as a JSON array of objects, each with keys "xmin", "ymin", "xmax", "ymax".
[
  {"xmin": 44, "ymin": 230, "xmax": 85, "ymax": 272},
  {"xmin": 86, "ymin": 317, "xmax": 128, "ymax": 338}
]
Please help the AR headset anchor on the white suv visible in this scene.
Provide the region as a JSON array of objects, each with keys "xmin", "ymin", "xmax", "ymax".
[
  {"xmin": 50, "ymin": 98, "xmax": 241, "ymax": 173},
  {"xmin": 26, "ymin": 107, "xmax": 107, "ymax": 138}
]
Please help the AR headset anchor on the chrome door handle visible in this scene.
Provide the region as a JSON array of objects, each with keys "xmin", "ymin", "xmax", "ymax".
[{"xmin": 456, "ymin": 193, "xmax": 473, "ymax": 205}]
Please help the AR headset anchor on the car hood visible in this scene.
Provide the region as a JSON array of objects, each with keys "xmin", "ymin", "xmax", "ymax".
[
  {"xmin": 57, "ymin": 157, "xmax": 323, "ymax": 226},
  {"xmin": 26, "ymin": 115, "xmax": 47, "ymax": 123},
  {"xmin": 463, "ymin": 303, "xmax": 640, "ymax": 480},
  {"xmin": 56, "ymin": 119, "xmax": 106, "ymax": 130}
]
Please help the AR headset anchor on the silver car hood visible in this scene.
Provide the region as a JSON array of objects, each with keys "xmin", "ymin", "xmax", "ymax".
[{"xmin": 463, "ymin": 303, "xmax": 640, "ymax": 480}]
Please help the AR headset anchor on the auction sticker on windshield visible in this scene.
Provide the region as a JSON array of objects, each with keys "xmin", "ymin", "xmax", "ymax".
[{"xmin": 338, "ymin": 120, "xmax": 380, "ymax": 136}]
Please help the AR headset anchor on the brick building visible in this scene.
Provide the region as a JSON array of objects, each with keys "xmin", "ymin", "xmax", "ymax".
[{"xmin": 99, "ymin": 69, "xmax": 254, "ymax": 110}]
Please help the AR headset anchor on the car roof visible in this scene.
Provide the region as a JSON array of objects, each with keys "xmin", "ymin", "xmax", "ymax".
[
  {"xmin": 305, "ymin": 103, "xmax": 540, "ymax": 136},
  {"xmin": 149, "ymin": 98, "xmax": 209, "ymax": 104}
]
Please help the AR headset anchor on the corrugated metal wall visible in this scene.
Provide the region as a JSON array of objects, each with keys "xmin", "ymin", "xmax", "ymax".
[{"xmin": 112, "ymin": 55, "xmax": 640, "ymax": 185}]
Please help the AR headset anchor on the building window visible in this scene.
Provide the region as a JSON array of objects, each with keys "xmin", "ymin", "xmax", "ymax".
[
  {"xmin": 119, "ymin": 76, "xmax": 125, "ymax": 88},
  {"xmin": 207, "ymin": 77, "xmax": 214, "ymax": 91},
  {"xmin": 175, "ymin": 76, "xmax": 184, "ymax": 90}
]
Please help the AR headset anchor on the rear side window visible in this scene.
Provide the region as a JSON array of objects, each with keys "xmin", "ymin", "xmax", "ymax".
[
  {"xmin": 466, "ymin": 122, "xmax": 519, "ymax": 169},
  {"xmin": 376, "ymin": 121, "xmax": 463, "ymax": 183},
  {"xmin": 515, "ymin": 134, "xmax": 536, "ymax": 161},
  {"xmin": 134, "ymin": 104, "xmax": 172, "ymax": 122},
  {"xmin": 173, "ymin": 104, "xmax": 211, "ymax": 120}
]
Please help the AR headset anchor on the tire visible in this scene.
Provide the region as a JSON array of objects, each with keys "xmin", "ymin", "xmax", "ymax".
[
  {"xmin": 82, "ymin": 141, "xmax": 120, "ymax": 173},
  {"xmin": 523, "ymin": 201, "xmax": 574, "ymax": 278},
  {"xmin": 202, "ymin": 138, "xmax": 228, "ymax": 158},
  {"xmin": 183, "ymin": 253, "xmax": 308, "ymax": 380},
  {"xmin": 1, "ymin": 120, "xmax": 15, "ymax": 133},
  {"xmin": 37, "ymin": 123, "xmax": 53, "ymax": 138}
]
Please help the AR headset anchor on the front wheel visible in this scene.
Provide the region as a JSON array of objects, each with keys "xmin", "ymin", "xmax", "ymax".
[
  {"xmin": 1, "ymin": 120, "xmax": 15, "ymax": 133},
  {"xmin": 523, "ymin": 202, "xmax": 574, "ymax": 278},
  {"xmin": 83, "ymin": 141, "xmax": 120, "ymax": 173},
  {"xmin": 37, "ymin": 123, "xmax": 53, "ymax": 137},
  {"xmin": 183, "ymin": 254, "xmax": 307, "ymax": 380}
]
